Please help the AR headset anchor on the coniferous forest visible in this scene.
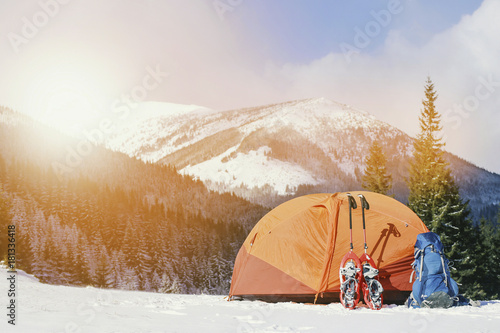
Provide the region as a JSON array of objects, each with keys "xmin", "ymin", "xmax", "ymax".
[{"xmin": 0, "ymin": 107, "xmax": 267, "ymax": 294}]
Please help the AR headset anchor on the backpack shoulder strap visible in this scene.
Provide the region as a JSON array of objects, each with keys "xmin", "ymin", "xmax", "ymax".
[
  {"xmin": 439, "ymin": 250, "xmax": 449, "ymax": 287},
  {"xmin": 419, "ymin": 249, "xmax": 425, "ymax": 281}
]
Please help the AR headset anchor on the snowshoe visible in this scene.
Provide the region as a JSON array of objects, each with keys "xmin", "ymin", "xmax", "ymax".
[
  {"xmin": 359, "ymin": 252, "xmax": 383, "ymax": 310},
  {"xmin": 339, "ymin": 256, "xmax": 361, "ymax": 309},
  {"xmin": 339, "ymin": 193, "xmax": 362, "ymax": 310},
  {"xmin": 356, "ymin": 195, "xmax": 384, "ymax": 310},
  {"xmin": 361, "ymin": 262, "xmax": 384, "ymax": 310}
]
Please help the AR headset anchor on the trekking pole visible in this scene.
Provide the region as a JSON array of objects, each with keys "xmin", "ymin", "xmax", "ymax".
[
  {"xmin": 340, "ymin": 193, "xmax": 361, "ymax": 309},
  {"xmin": 358, "ymin": 194, "xmax": 370, "ymax": 254},
  {"xmin": 346, "ymin": 193, "xmax": 357, "ymax": 250}
]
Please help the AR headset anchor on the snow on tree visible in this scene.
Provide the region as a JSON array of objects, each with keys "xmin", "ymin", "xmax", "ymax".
[
  {"xmin": 119, "ymin": 267, "xmax": 140, "ymax": 290},
  {"xmin": 159, "ymin": 272, "xmax": 182, "ymax": 294}
]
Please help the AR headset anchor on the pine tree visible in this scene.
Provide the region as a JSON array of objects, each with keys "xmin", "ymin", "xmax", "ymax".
[
  {"xmin": 118, "ymin": 267, "xmax": 140, "ymax": 290},
  {"xmin": 159, "ymin": 272, "xmax": 181, "ymax": 294},
  {"xmin": 408, "ymin": 77, "xmax": 477, "ymax": 297},
  {"xmin": 362, "ymin": 140, "xmax": 392, "ymax": 195},
  {"xmin": 94, "ymin": 245, "xmax": 115, "ymax": 288},
  {"xmin": 475, "ymin": 216, "xmax": 500, "ymax": 299}
]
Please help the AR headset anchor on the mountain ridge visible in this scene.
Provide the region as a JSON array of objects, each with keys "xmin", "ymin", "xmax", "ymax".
[{"xmin": 103, "ymin": 97, "xmax": 500, "ymax": 220}]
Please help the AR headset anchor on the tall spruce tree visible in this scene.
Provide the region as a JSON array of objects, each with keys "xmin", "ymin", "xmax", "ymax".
[
  {"xmin": 362, "ymin": 140, "xmax": 392, "ymax": 195},
  {"xmin": 475, "ymin": 214, "xmax": 500, "ymax": 299},
  {"xmin": 408, "ymin": 77, "xmax": 477, "ymax": 297}
]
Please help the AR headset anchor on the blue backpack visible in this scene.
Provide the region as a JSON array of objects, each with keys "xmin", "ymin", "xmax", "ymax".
[{"xmin": 407, "ymin": 232, "xmax": 460, "ymax": 308}]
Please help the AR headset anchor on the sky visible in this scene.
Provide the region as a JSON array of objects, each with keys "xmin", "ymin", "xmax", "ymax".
[{"xmin": 1, "ymin": 0, "xmax": 499, "ymax": 174}]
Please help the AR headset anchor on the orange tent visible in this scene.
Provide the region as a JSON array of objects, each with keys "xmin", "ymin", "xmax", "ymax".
[{"xmin": 229, "ymin": 191, "xmax": 429, "ymax": 304}]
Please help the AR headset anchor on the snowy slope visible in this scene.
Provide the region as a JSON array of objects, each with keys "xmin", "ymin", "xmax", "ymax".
[
  {"xmin": 105, "ymin": 98, "xmax": 406, "ymax": 194},
  {"xmin": 2, "ymin": 267, "xmax": 500, "ymax": 333},
  {"xmin": 106, "ymin": 98, "xmax": 393, "ymax": 165},
  {"xmin": 104, "ymin": 98, "xmax": 500, "ymax": 214},
  {"xmin": 106, "ymin": 101, "xmax": 217, "ymax": 160},
  {"xmin": 183, "ymin": 146, "xmax": 320, "ymax": 196}
]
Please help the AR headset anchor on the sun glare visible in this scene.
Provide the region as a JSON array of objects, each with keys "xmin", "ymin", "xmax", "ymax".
[{"xmin": 21, "ymin": 63, "xmax": 108, "ymax": 133}]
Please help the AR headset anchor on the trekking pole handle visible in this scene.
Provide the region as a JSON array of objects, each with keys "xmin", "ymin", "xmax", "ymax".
[
  {"xmin": 358, "ymin": 194, "xmax": 369, "ymax": 210},
  {"xmin": 358, "ymin": 194, "xmax": 370, "ymax": 252},
  {"xmin": 346, "ymin": 194, "xmax": 357, "ymax": 230},
  {"xmin": 347, "ymin": 193, "xmax": 357, "ymax": 210},
  {"xmin": 357, "ymin": 194, "xmax": 369, "ymax": 229},
  {"xmin": 346, "ymin": 193, "xmax": 357, "ymax": 249}
]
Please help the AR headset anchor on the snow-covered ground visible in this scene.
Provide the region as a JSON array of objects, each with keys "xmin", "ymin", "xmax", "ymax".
[
  {"xmin": 182, "ymin": 146, "xmax": 320, "ymax": 195},
  {"xmin": 2, "ymin": 267, "xmax": 499, "ymax": 333}
]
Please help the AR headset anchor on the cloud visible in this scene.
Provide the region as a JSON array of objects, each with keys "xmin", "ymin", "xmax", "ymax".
[{"xmin": 260, "ymin": 0, "xmax": 500, "ymax": 173}]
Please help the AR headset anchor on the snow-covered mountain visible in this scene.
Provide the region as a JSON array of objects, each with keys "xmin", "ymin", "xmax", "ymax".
[
  {"xmin": 105, "ymin": 98, "xmax": 408, "ymax": 190},
  {"xmin": 105, "ymin": 98, "xmax": 500, "ymax": 217},
  {"xmin": 2, "ymin": 267, "xmax": 499, "ymax": 333}
]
